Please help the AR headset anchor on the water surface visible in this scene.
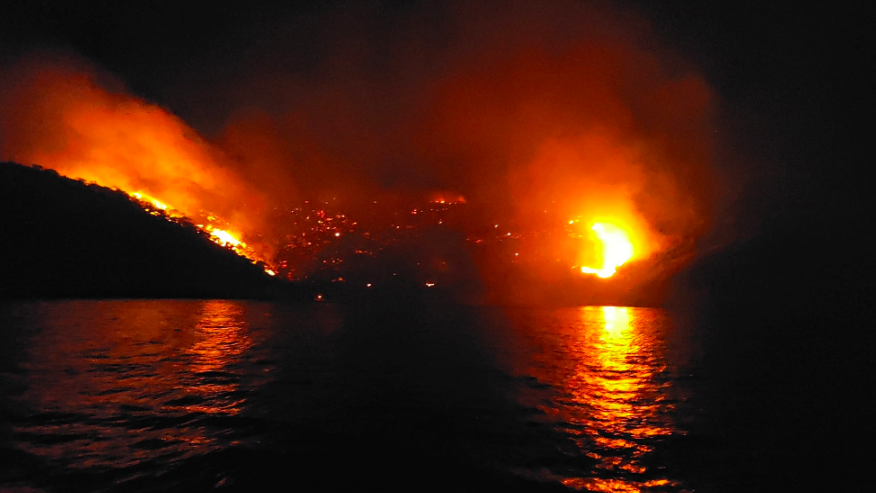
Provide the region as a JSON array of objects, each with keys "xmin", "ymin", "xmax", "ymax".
[{"xmin": 1, "ymin": 300, "xmax": 696, "ymax": 492}]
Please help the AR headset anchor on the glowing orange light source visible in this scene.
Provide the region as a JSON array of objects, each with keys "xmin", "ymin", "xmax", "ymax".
[
  {"xmin": 208, "ymin": 228, "xmax": 243, "ymax": 248},
  {"xmin": 131, "ymin": 192, "xmax": 169, "ymax": 211},
  {"xmin": 580, "ymin": 222, "xmax": 634, "ymax": 278},
  {"xmin": 126, "ymin": 191, "xmax": 276, "ymax": 276}
]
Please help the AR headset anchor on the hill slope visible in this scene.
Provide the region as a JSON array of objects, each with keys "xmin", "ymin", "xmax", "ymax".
[{"xmin": 0, "ymin": 162, "xmax": 286, "ymax": 299}]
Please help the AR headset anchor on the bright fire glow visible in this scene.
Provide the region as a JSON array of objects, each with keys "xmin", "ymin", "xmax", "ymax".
[
  {"xmin": 126, "ymin": 192, "xmax": 275, "ymax": 276},
  {"xmin": 581, "ymin": 222, "xmax": 634, "ymax": 278},
  {"xmin": 131, "ymin": 192, "xmax": 168, "ymax": 211},
  {"xmin": 208, "ymin": 228, "xmax": 243, "ymax": 248},
  {"xmin": 0, "ymin": 66, "xmax": 277, "ymax": 277}
]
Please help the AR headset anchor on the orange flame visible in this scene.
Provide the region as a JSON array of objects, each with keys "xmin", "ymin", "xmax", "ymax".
[
  {"xmin": 580, "ymin": 222, "xmax": 635, "ymax": 278},
  {"xmin": 0, "ymin": 61, "xmax": 276, "ymax": 275},
  {"xmin": 126, "ymin": 191, "xmax": 275, "ymax": 273},
  {"xmin": 206, "ymin": 227, "xmax": 244, "ymax": 248}
]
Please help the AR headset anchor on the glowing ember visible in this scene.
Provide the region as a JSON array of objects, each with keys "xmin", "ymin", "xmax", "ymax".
[
  {"xmin": 580, "ymin": 222, "xmax": 634, "ymax": 278},
  {"xmin": 430, "ymin": 194, "xmax": 466, "ymax": 205}
]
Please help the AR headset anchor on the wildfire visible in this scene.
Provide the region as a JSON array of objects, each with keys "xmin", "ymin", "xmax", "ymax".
[
  {"xmin": 430, "ymin": 193, "xmax": 466, "ymax": 205},
  {"xmin": 206, "ymin": 227, "xmax": 243, "ymax": 248},
  {"xmin": 127, "ymin": 191, "xmax": 276, "ymax": 275},
  {"xmin": 580, "ymin": 222, "xmax": 635, "ymax": 278},
  {"xmin": 131, "ymin": 192, "xmax": 168, "ymax": 211},
  {"xmin": 0, "ymin": 64, "xmax": 279, "ymax": 276}
]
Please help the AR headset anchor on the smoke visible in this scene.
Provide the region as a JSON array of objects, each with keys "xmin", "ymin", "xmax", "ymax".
[
  {"xmin": 0, "ymin": 1, "xmax": 721, "ymax": 300},
  {"xmin": 0, "ymin": 53, "xmax": 269, "ymax": 240},
  {"xmin": 206, "ymin": 1, "xmax": 717, "ymax": 226}
]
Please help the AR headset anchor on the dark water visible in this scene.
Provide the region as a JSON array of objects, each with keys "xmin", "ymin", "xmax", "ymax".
[{"xmin": 1, "ymin": 300, "xmax": 705, "ymax": 492}]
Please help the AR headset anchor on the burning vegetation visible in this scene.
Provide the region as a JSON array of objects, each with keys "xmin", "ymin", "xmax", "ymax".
[
  {"xmin": 0, "ymin": 161, "xmax": 283, "ymax": 299},
  {"xmin": 0, "ymin": 58, "xmax": 274, "ymax": 274},
  {"xmin": 127, "ymin": 191, "xmax": 275, "ymax": 275},
  {"xmin": 0, "ymin": 2, "xmax": 719, "ymax": 304}
]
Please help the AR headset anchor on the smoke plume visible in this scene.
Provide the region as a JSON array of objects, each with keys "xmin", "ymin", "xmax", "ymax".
[{"xmin": 0, "ymin": 1, "xmax": 721, "ymax": 300}]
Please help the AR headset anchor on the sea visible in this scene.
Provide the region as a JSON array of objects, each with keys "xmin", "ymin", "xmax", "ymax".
[{"xmin": 0, "ymin": 298, "xmax": 855, "ymax": 492}]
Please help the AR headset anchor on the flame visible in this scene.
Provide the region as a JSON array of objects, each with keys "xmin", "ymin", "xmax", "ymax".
[
  {"xmin": 207, "ymin": 227, "xmax": 243, "ymax": 248},
  {"xmin": 430, "ymin": 192, "xmax": 466, "ymax": 205},
  {"xmin": 125, "ymin": 191, "xmax": 275, "ymax": 274},
  {"xmin": 0, "ymin": 63, "xmax": 277, "ymax": 276},
  {"xmin": 131, "ymin": 192, "xmax": 169, "ymax": 211},
  {"xmin": 580, "ymin": 222, "xmax": 635, "ymax": 278}
]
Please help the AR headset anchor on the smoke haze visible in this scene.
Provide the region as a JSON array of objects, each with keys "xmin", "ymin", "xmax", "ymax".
[{"xmin": 0, "ymin": 1, "xmax": 722, "ymax": 300}]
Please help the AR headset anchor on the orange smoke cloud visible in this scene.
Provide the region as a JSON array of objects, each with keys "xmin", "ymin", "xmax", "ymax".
[
  {"xmin": 0, "ymin": 55, "xmax": 268, "ymax": 243},
  {"xmin": 412, "ymin": 31, "xmax": 716, "ymax": 294},
  {"xmin": 0, "ymin": 1, "xmax": 721, "ymax": 303}
]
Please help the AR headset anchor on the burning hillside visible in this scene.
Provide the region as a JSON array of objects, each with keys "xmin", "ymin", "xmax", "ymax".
[
  {"xmin": 126, "ymin": 191, "xmax": 275, "ymax": 275},
  {"xmin": 255, "ymin": 195, "xmax": 692, "ymax": 305},
  {"xmin": 0, "ymin": 2, "xmax": 719, "ymax": 303},
  {"xmin": 0, "ymin": 58, "xmax": 274, "ymax": 274},
  {"xmin": 0, "ymin": 162, "xmax": 284, "ymax": 299}
]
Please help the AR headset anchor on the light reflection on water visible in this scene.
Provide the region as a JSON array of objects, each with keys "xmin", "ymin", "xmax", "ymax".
[
  {"xmin": 184, "ymin": 301, "xmax": 251, "ymax": 415},
  {"xmin": 1, "ymin": 301, "xmax": 689, "ymax": 492},
  {"xmin": 519, "ymin": 306, "xmax": 682, "ymax": 492},
  {"xmin": 7, "ymin": 300, "xmax": 265, "ymax": 471}
]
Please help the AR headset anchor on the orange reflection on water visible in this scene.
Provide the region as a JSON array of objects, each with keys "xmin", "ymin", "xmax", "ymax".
[
  {"xmin": 557, "ymin": 306, "xmax": 678, "ymax": 492},
  {"xmin": 12, "ymin": 300, "xmax": 259, "ymax": 469},
  {"xmin": 182, "ymin": 300, "xmax": 253, "ymax": 415}
]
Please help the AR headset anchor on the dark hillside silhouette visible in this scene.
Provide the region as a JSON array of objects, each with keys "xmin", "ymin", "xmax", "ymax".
[{"xmin": 0, "ymin": 161, "xmax": 288, "ymax": 299}]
